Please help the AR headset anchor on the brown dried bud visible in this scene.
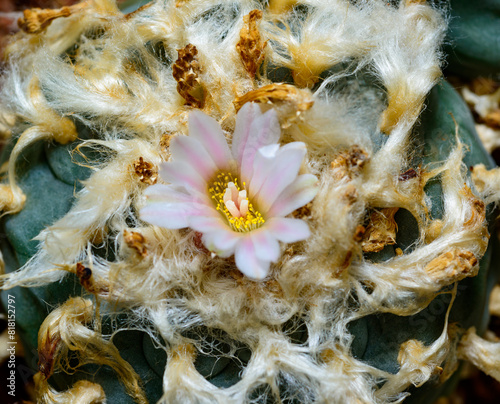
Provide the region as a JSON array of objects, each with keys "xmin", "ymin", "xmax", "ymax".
[
  {"xmin": 234, "ymin": 83, "xmax": 314, "ymax": 113},
  {"xmin": 331, "ymin": 146, "xmax": 370, "ymax": 181},
  {"xmin": 172, "ymin": 44, "xmax": 205, "ymax": 108},
  {"xmin": 361, "ymin": 208, "xmax": 399, "ymax": 253},
  {"xmin": 38, "ymin": 331, "xmax": 61, "ymax": 379},
  {"xmin": 398, "ymin": 168, "xmax": 418, "ymax": 181},
  {"xmin": 133, "ymin": 157, "xmax": 158, "ymax": 185},
  {"xmin": 18, "ymin": 2, "xmax": 87, "ymax": 34},
  {"xmin": 425, "ymin": 248, "xmax": 478, "ymax": 285},
  {"xmin": 124, "ymin": 230, "xmax": 148, "ymax": 258},
  {"xmin": 76, "ymin": 262, "xmax": 109, "ymax": 295},
  {"xmin": 236, "ymin": 10, "xmax": 267, "ymax": 79},
  {"xmin": 18, "ymin": 7, "xmax": 71, "ymax": 34},
  {"xmin": 159, "ymin": 133, "xmax": 173, "ymax": 151},
  {"xmin": 461, "ymin": 185, "xmax": 486, "ymax": 229}
]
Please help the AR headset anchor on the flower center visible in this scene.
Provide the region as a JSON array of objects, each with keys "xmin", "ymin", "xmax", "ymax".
[{"xmin": 208, "ymin": 172, "xmax": 265, "ymax": 232}]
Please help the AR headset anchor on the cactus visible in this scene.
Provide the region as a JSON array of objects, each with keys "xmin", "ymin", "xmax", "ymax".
[{"xmin": 1, "ymin": 1, "xmax": 500, "ymax": 403}]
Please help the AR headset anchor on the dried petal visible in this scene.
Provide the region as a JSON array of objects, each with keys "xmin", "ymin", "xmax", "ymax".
[
  {"xmin": 425, "ymin": 248, "xmax": 478, "ymax": 286},
  {"xmin": 123, "ymin": 230, "xmax": 148, "ymax": 258},
  {"xmin": 236, "ymin": 10, "xmax": 267, "ymax": 78},
  {"xmin": 361, "ymin": 208, "xmax": 399, "ymax": 253},
  {"xmin": 172, "ymin": 44, "xmax": 205, "ymax": 108},
  {"xmin": 133, "ymin": 157, "xmax": 158, "ymax": 185},
  {"xmin": 234, "ymin": 83, "xmax": 314, "ymax": 114},
  {"xmin": 331, "ymin": 145, "xmax": 370, "ymax": 181}
]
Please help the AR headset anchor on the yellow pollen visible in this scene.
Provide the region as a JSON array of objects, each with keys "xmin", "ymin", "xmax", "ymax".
[{"xmin": 208, "ymin": 172, "xmax": 265, "ymax": 232}]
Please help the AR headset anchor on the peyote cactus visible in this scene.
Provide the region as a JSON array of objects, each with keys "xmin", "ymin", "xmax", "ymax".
[{"xmin": 1, "ymin": 1, "xmax": 500, "ymax": 403}]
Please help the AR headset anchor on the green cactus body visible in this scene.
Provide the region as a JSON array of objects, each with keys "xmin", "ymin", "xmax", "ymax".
[{"xmin": 446, "ymin": 0, "xmax": 500, "ymax": 77}]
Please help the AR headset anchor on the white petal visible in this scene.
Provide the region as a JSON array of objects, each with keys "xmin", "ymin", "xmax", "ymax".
[
  {"xmin": 188, "ymin": 110, "xmax": 232, "ymax": 169},
  {"xmin": 203, "ymin": 228, "xmax": 241, "ymax": 256},
  {"xmin": 144, "ymin": 184, "xmax": 210, "ymax": 206},
  {"xmin": 237, "ymin": 107, "xmax": 280, "ymax": 183},
  {"xmin": 159, "ymin": 161, "xmax": 206, "ymax": 195},
  {"xmin": 254, "ymin": 142, "xmax": 307, "ymax": 212},
  {"xmin": 251, "ymin": 229, "xmax": 280, "ymax": 262},
  {"xmin": 140, "ymin": 202, "xmax": 210, "ymax": 229},
  {"xmin": 232, "ymin": 103, "xmax": 263, "ymax": 163},
  {"xmin": 267, "ymin": 174, "xmax": 319, "ymax": 217},
  {"xmin": 144, "ymin": 184, "xmax": 192, "ymax": 203},
  {"xmin": 235, "ymin": 237, "xmax": 271, "ymax": 280},
  {"xmin": 266, "ymin": 217, "xmax": 311, "ymax": 243},
  {"xmin": 189, "ymin": 215, "xmax": 227, "ymax": 233},
  {"xmin": 170, "ymin": 135, "xmax": 218, "ymax": 181},
  {"xmin": 141, "ymin": 184, "xmax": 213, "ymax": 228},
  {"xmin": 248, "ymin": 144, "xmax": 279, "ymax": 197}
]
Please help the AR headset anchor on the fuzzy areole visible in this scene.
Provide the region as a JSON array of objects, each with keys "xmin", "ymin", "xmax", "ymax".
[{"xmin": 0, "ymin": 1, "xmax": 500, "ymax": 403}]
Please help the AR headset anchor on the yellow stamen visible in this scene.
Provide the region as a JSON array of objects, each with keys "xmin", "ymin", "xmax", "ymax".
[{"xmin": 208, "ymin": 172, "xmax": 265, "ymax": 232}]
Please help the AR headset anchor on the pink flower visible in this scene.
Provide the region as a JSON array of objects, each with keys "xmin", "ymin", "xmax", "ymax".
[{"xmin": 140, "ymin": 103, "xmax": 318, "ymax": 280}]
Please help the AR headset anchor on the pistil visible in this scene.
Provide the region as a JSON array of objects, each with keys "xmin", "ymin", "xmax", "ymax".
[{"xmin": 208, "ymin": 172, "xmax": 265, "ymax": 232}]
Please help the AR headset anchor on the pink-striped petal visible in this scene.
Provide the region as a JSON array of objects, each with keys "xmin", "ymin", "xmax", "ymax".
[
  {"xmin": 159, "ymin": 160, "xmax": 206, "ymax": 195},
  {"xmin": 144, "ymin": 184, "xmax": 203, "ymax": 204},
  {"xmin": 267, "ymin": 174, "xmax": 319, "ymax": 217},
  {"xmin": 265, "ymin": 217, "xmax": 311, "ymax": 243},
  {"xmin": 235, "ymin": 237, "xmax": 271, "ymax": 280},
  {"xmin": 202, "ymin": 228, "xmax": 241, "ymax": 257},
  {"xmin": 189, "ymin": 215, "xmax": 227, "ymax": 233},
  {"xmin": 188, "ymin": 110, "xmax": 232, "ymax": 170},
  {"xmin": 251, "ymin": 229, "xmax": 280, "ymax": 262},
  {"xmin": 232, "ymin": 103, "xmax": 263, "ymax": 164},
  {"xmin": 140, "ymin": 202, "xmax": 211, "ymax": 229},
  {"xmin": 236, "ymin": 107, "xmax": 280, "ymax": 183},
  {"xmin": 170, "ymin": 135, "xmax": 218, "ymax": 181},
  {"xmin": 248, "ymin": 144, "xmax": 279, "ymax": 198},
  {"xmin": 254, "ymin": 142, "xmax": 307, "ymax": 212}
]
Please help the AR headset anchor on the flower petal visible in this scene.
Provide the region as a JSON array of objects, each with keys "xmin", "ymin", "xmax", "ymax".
[
  {"xmin": 254, "ymin": 142, "xmax": 307, "ymax": 212},
  {"xmin": 189, "ymin": 215, "xmax": 227, "ymax": 233},
  {"xmin": 266, "ymin": 217, "xmax": 311, "ymax": 243},
  {"xmin": 141, "ymin": 184, "xmax": 213, "ymax": 228},
  {"xmin": 140, "ymin": 202, "xmax": 211, "ymax": 229},
  {"xmin": 144, "ymin": 184, "xmax": 196, "ymax": 203},
  {"xmin": 235, "ymin": 237, "xmax": 271, "ymax": 280},
  {"xmin": 159, "ymin": 160, "xmax": 207, "ymax": 195},
  {"xmin": 170, "ymin": 135, "xmax": 218, "ymax": 181},
  {"xmin": 267, "ymin": 174, "xmax": 319, "ymax": 217},
  {"xmin": 202, "ymin": 228, "xmax": 241, "ymax": 257},
  {"xmin": 251, "ymin": 229, "xmax": 280, "ymax": 262},
  {"xmin": 234, "ymin": 105, "xmax": 280, "ymax": 183},
  {"xmin": 248, "ymin": 144, "xmax": 279, "ymax": 198},
  {"xmin": 232, "ymin": 103, "xmax": 263, "ymax": 162},
  {"xmin": 188, "ymin": 110, "xmax": 232, "ymax": 169}
]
